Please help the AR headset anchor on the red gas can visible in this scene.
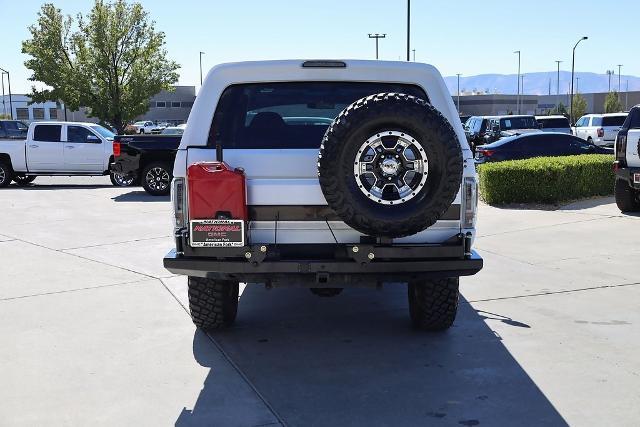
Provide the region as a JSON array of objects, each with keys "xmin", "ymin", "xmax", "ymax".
[{"xmin": 187, "ymin": 162, "xmax": 248, "ymax": 221}]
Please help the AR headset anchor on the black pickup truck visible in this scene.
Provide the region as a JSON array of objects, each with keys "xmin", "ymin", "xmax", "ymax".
[{"xmin": 110, "ymin": 134, "xmax": 181, "ymax": 195}]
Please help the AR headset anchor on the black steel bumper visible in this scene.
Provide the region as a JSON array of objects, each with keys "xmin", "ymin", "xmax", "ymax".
[
  {"xmin": 163, "ymin": 232, "xmax": 483, "ymax": 284},
  {"xmin": 616, "ymin": 166, "xmax": 640, "ymax": 190}
]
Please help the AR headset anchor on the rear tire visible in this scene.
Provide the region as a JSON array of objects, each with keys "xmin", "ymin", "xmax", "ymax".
[
  {"xmin": 0, "ymin": 161, "xmax": 14, "ymax": 188},
  {"xmin": 188, "ymin": 277, "xmax": 239, "ymax": 330},
  {"xmin": 110, "ymin": 171, "xmax": 136, "ymax": 187},
  {"xmin": 13, "ymin": 175, "xmax": 36, "ymax": 186},
  {"xmin": 141, "ymin": 162, "xmax": 172, "ymax": 196},
  {"xmin": 408, "ymin": 277, "xmax": 459, "ymax": 331},
  {"xmin": 309, "ymin": 288, "xmax": 343, "ymax": 297},
  {"xmin": 615, "ymin": 178, "xmax": 640, "ymax": 212}
]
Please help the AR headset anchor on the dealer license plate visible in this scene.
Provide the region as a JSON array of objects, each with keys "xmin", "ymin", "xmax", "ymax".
[{"xmin": 190, "ymin": 219, "xmax": 245, "ymax": 247}]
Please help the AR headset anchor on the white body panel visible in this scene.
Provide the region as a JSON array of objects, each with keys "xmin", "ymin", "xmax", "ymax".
[
  {"xmin": 0, "ymin": 122, "xmax": 113, "ymax": 174},
  {"xmin": 625, "ymin": 130, "xmax": 640, "ymax": 168},
  {"xmin": 175, "ymin": 60, "xmax": 476, "ymax": 245}
]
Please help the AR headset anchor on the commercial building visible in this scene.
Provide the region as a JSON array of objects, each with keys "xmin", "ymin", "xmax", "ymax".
[
  {"xmin": 0, "ymin": 85, "xmax": 196, "ymax": 125},
  {"xmin": 456, "ymin": 91, "xmax": 640, "ymax": 116}
]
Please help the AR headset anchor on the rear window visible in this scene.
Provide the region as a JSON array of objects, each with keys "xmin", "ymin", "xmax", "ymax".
[
  {"xmin": 209, "ymin": 82, "xmax": 429, "ymax": 149},
  {"xmin": 538, "ymin": 117, "xmax": 569, "ymax": 129},
  {"xmin": 602, "ymin": 115, "xmax": 626, "ymax": 127},
  {"xmin": 500, "ymin": 116, "xmax": 537, "ymax": 130},
  {"xmin": 624, "ymin": 108, "xmax": 640, "ymax": 129},
  {"xmin": 33, "ymin": 125, "xmax": 61, "ymax": 142}
]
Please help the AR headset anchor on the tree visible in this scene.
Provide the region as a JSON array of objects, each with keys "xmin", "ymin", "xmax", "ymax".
[
  {"xmin": 22, "ymin": 1, "xmax": 179, "ymax": 132},
  {"xmin": 572, "ymin": 94, "xmax": 587, "ymax": 121},
  {"xmin": 604, "ymin": 91, "xmax": 623, "ymax": 113},
  {"xmin": 550, "ymin": 102, "xmax": 567, "ymax": 115}
]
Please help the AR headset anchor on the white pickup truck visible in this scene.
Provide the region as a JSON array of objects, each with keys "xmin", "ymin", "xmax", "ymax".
[{"xmin": 0, "ymin": 121, "xmax": 130, "ymax": 187}]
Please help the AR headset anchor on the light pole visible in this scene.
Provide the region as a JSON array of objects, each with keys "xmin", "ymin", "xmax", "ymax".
[
  {"xmin": 0, "ymin": 72, "xmax": 5, "ymax": 117},
  {"xmin": 626, "ymin": 80, "xmax": 629, "ymax": 110},
  {"xmin": 514, "ymin": 51, "xmax": 521, "ymax": 114},
  {"xmin": 617, "ymin": 64, "xmax": 623, "ymax": 93},
  {"xmin": 607, "ymin": 70, "xmax": 613, "ymax": 92},
  {"xmin": 576, "ymin": 77, "xmax": 580, "ymax": 94},
  {"xmin": 555, "ymin": 60, "xmax": 562, "ymax": 109},
  {"xmin": 570, "ymin": 36, "xmax": 588, "ymax": 125},
  {"xmin": 0, "ymin": 67, "xmax": 13, "ymax": 120},
  {"xmin": 199, "ymin": 51, "xmax": 205, "ymax": 86},
  {"xmin": 406, "ymin": 0, "xmax": 410, "ymax": 61},
  {"xmin": 456, "ymin": 74, "xmax": 462, "ymax": 112},
  {"xmin": 368, "ymin": 34, "xmax": 386, "ymax": 60}
]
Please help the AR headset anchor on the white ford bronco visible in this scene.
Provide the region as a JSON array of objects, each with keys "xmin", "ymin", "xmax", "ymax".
[
  {"xmin": 614, "ymin": 104, "xmax": 640, "ymax": 212},
  {"xmin": 163, "ymin": 60, "xmax": 483, "ymax": 331}
]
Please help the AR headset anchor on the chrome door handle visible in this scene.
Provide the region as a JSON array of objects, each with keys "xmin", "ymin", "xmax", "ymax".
[{"xmin": 29, "ymin": 144, "xmax": 38, "ymax": 148}]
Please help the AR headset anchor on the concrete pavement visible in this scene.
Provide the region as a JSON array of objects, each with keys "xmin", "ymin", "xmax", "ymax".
[{"xmin": 1, "ymin": 177, "xmax": 639, "ymax": 426}]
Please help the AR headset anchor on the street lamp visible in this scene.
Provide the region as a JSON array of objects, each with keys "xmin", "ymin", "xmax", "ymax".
[
  {"xmin": 617, "ymin": 64, "xmax": 623, "ymax": 93},
  {"xmin": 199, "ymin": 51, "xmax": 205, "ymax": 86},
  {"xmin": 367, "ymin": 34, "xmax": 386, "ymax": 60},
  {"xmin": 514, "ymin": 51, "xmax": 521, "ymax": 114},
  {"xmin": 0, "ymin": 67, "xmax": 13, "ymax": 120},
  {"xmin": 456, "ymin": 74, "xmax": 462, "ymax": 112},
  {"xmin": 570, "ymin": 36, "xmax": 588, "ymax": 125},
  {"xmin": 555, "ymin": 60, "xmax": 562, "ymax": 109},
  {"xmin": 406, "ymin": 0, "xmax": 411, "ymax": 61}
]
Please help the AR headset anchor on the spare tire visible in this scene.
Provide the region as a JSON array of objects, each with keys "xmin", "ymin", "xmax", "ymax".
[{"xmin": 318, "ymin": 93, "xmax": 463, "ymax": 238}]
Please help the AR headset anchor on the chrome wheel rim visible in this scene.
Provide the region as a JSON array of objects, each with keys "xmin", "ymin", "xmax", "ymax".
[
  {"xmin": 354, "ymin": 130, "xmax": 428, "ymax": 205},
  {"xmin": 0, "ymin": 167, "xmax": 6, "ymax": 185},
  {"xmin": 145, "ymin": 167, "xmax": 169, "ymax": 191},
  {"xmin": 113, "ymin": 173, "xmax": 135, "ymax": 186}
]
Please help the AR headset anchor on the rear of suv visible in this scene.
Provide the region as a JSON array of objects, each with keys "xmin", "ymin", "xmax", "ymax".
[
  {"xmin": 574, "ymin": 113, "xmax": 627, "ymax": 147},
  {"xmin": 614, "ymin": 105, "xmax": 640, "ymax": 212},
  {"xmin": 464, "ymin": 116, "xmax": 491, "ymax": 150},
  {"xmin": 163, "ymin": 60, "xmax": 483, "ymax": 332}
]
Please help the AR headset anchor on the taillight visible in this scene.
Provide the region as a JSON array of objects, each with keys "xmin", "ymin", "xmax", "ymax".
[
  {"xmin": 113, "ymin": 142, "xmax": 121, "ymax": 157},
  {"xmin": 462, "ymin": 177, "xmax": 478, "ymax": 229},
  {"xmin": 615, "ymin": 134, "xmax": 627, "ymax": 165},
  {"xmin": 597, "ymin": 128, "xmax": 604, "ymax": 138},
  {"xmin": 480, "ymin": 149, "xmax": 495, "ymax": 157},
  {"xmin": 172, "ymin": 178, "xmax": 186, "ymax": 229}
]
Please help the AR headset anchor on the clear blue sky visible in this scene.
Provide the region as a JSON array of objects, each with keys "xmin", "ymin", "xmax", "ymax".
[{"xmin": 2, "ymin": 0, "xmax": 639, "ymax": 94}]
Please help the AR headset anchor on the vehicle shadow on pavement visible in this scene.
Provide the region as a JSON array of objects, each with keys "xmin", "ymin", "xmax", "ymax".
[
  {"xmin": 181, "ymin": 286, "xmax": 567, "ymax": 426},
  {"xmin": 111, "ymin": 191, "xmax": 169, "ymax": 202}
]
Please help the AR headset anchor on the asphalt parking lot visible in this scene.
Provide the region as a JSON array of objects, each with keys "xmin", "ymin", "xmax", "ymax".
[{"xmin": 1, "ymin": 176, "xmax": 639, "ymax": 426}]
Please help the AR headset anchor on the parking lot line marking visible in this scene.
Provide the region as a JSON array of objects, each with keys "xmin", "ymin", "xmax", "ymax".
[
  {"xmin": 0, "ymin": 278, "xmax": 149, "ymax": 302},
  {"xmin": 465, "ymin": 280, "xmax": 640, "ymax": 304},
  {"xmin": 58, "ymin": 235, "xmax": 172, "ymax": 251},
  {"xmin": 477, "ymin": 215, "xmax": 617, "ymax": 238}
]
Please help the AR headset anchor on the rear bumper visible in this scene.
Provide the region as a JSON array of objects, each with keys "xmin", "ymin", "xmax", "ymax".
[
  {"xmin": 616, "ymin": 166, "xmax": 640, "ymax": 189},
  {"xmin": 163, "ymin": 232, "xmax": 483, "ymax": 283},
  {"xmin": 109, "ymin": 155, "xmax": 140, "ymax": 176}
]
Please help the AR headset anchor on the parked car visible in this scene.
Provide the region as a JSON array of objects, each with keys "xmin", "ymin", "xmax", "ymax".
[
  {"xmin": 161, "ymin": 126, "xmax": 184, "ymax": 135},
  {"xmin": 131, "ymin": 120, "xmax": 161, "ymax": 134},
  {"xmin": 475, "ymin": 132, "xmax": 611, "ymax": 163},
  {"xmin": 163, "ymin": 59, "xmax": 483, "ymax": 332},
  {"xmin": 465, "ymin": 116, "xmax": 492, "ymax": 150},
  {"xmin": 536, "ymin": 115, "xmax": 571, "ymax": 134},
  {"xmin": 0, "ymin": 121, "xmax": 132, "ymax": 187},
  {"xmin": 0, "ymin": 120, "xmax": 29, "ymax": 139},
  {"xmin": 613, "ymin": 105, "xmax": 640, "ymax": 212},
  {"xmin": 572, "ymin": 113, "xmax": 627, "ymax": 147},
  {"xmin": 110, "ymin": 133, "xmax": 181, "ymax": 195},
  {"xmin": 484, "ymin": 115, "xmax": 541, "ymax": 143}
]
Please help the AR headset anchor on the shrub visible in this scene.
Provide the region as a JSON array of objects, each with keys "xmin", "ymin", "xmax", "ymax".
[{"xmin": 477, "ymin": 154, "xmax": 614, "ymax": 205}]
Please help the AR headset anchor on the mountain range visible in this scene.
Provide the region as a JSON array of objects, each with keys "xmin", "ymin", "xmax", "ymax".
[{"xmin": 444, "ymin": 71, "xmax": 640, "ymax": 96}]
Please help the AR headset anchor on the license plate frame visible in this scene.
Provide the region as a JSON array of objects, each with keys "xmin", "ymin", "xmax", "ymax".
[{"xmin": 190, "ymin": 219, "xmax": 245, "ymax": 248}]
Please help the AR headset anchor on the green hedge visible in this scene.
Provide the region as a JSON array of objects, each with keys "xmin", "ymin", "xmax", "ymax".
[{"xmin": 477, "ymin": 154, "xmax": 614, "ymax": 205}]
